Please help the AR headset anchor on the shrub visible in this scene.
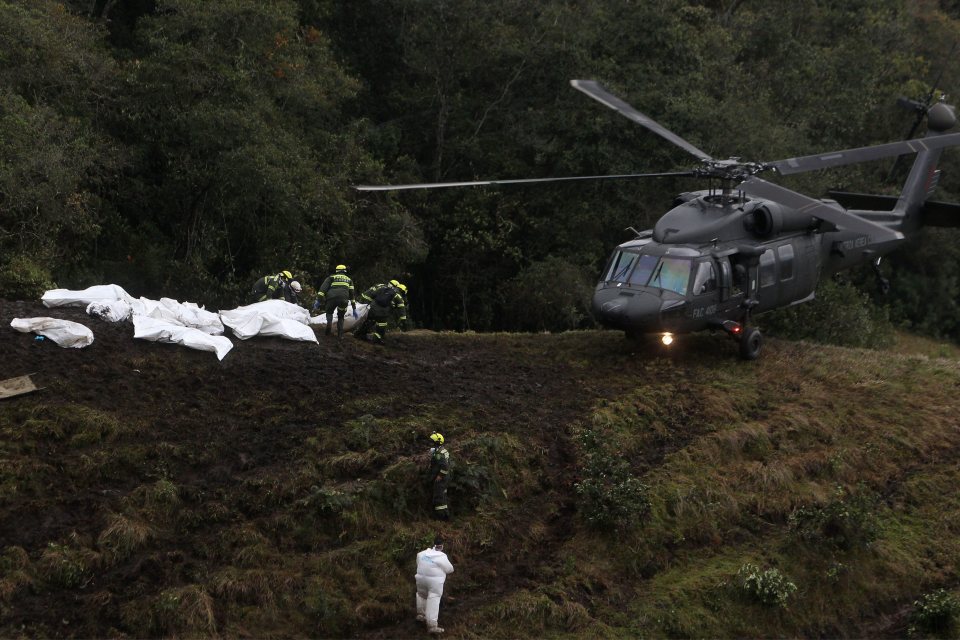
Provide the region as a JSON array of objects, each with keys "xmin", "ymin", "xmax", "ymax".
[
  {"xmin": 38, "ymin": 542, "xmax": 97, "ymax": 588},
  {"xmin": 908, "ymin": 589, "xmax": 960, "ymax": 638},
  {"xmin": 500, "ymin": 257, "xmax": 595, "ymax": 332},
  {"xmin": 97, "ymin": 513, "xmax": 154, "ymax": 561},
  {"xmin": 0, "ymin": 547, "xmax": 32, "ymax": 602},
  {"xmin": 147, "ymin": 585, "xmax": 217, "ymax": 635},
  {"xmin": 0, "ymin": 254, "xmax": 56, "ymax": 300},
  {"xmin": 736, "ymin": 563, "xmax": 797, "ymax": 608},
  {"xmin": 764, "ymin": 278, "xmax": 894, "ymax": 348},
  {"xmin": 574, "ymin": 428, "xmax": 650, "ymax": 529},
  {"xmin": 788, "ymin": 484, "xmax": 879, "ymax": 551}
]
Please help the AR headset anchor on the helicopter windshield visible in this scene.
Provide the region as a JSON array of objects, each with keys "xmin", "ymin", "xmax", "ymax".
[
  {"xmin": 647, "ymin": 257, "xmax": 691, "ymax": 295},
  {"xmin": 604, "ymin": 250, "xmax": 692, "ymax": 295},
  {"xmin": 604, "ymin": 251, "xmax": 639, "ymax": 282}
]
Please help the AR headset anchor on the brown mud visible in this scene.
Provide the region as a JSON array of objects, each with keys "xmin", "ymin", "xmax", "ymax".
[{"xmin": 2, "ymin": 298, "xmax": 705, "ymax": 638}]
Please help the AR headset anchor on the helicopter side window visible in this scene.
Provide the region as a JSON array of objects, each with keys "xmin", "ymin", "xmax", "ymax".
[
  {"xmin": 759, "ymin": 249, "xmax": 776, "ymax": 288},
  {"xmin": 778, "ymin": 244, "xmax": 794, "ymax": 280},
  {"xmin": 605, "ymin": 251, "xmax": 638, "ymax": 282},
  {"xmin": 627, "ymin": 254, "xmax": 660, "ymax": 285},
  {"xmin": 649, "ymin": 257, "xmax": 692, "ymax": 296},
  {"xmin": 692, "ymin": 261, "xmax": 717, "ymax": 295}
]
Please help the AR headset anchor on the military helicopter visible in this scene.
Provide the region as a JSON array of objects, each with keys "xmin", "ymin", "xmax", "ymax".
[{"xmin": 356, "ymin": 79, "xmax": 960, "ymax": 359}]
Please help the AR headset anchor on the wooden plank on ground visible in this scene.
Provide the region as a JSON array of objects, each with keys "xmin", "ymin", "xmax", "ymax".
[{"xmin": 0, "ymin": 375, "xmax": 38, "ymax": 400}]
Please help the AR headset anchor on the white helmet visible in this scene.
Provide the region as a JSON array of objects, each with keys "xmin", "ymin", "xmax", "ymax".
[{"xmin": 290, "ymin": 280, "xmax": 302, "ymax": 293}]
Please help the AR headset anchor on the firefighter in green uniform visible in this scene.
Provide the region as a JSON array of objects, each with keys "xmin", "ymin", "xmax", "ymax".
[
  {"xmin": 426, "ymin": 432, "xmax": 450, "ymax": 521},
  {"xmin": 250, "ymin": 270, "xmax": 300, "ymax": 303},
  {"xmin": 355, "ymin": 281, "xmax": 407, "ymax": 344},
  {"xmin": 312, "ymin": 264, "xmax": 357, "ymax": 338}
]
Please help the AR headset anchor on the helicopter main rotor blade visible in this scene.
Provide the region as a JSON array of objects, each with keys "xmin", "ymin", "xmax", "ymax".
[
  {"xmin": 739, "ymin": 177, "xmax": 904, "ymax": 242},
  {"xmin": 570, "ymin": 80, "xmax": 714, "ymax": 162},
  {"xmin": 767, "ymin": 132, "xmax": 960, "ymax": 176},
  {"xmin": 353, "ymin": 171, "xmax": 696, "ymax": 191}
]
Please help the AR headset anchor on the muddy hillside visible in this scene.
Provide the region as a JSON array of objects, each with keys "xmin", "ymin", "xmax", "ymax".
[{"xmin": 2, "ymin": 299, "xmax": 960, "ymax": 639}]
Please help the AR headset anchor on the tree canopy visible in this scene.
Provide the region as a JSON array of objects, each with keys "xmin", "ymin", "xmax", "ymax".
[{"xmin": 2, "ymin": 0, "xmax": 959, "ymax": 338}]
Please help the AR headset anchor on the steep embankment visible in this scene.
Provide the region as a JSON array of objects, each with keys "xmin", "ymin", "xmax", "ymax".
[{"xmin": 1, "ymin": 299, "xmax": 959, "ymax": 638}]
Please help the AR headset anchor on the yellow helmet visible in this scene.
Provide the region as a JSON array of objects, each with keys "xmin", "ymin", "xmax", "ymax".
[
  {"xmin": 430, "ymin": 432, "xmax": 444, "ymax": 445},
  {"xmin": 280, "ymin": 270, "xmax": 293, "ymax": 279},
  {"xmin": 335, "ymin": 264, "xmax": 347, "ymax": 273},
  {"xmin": 390, "ymin": 279, "xmax": 400, "ymax": 287},
  {"xmin": 397, "ymin": 283, "xmax": 407, "ymax": 293}
]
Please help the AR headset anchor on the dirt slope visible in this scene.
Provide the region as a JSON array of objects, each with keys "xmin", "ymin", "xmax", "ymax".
[
  {"xmin": 0, "ymin": 299, "xmax": 656, "ymax": 637},
  {"xmin": 2, "ymin": 299, "xmax": 959, "ymax": 639}
]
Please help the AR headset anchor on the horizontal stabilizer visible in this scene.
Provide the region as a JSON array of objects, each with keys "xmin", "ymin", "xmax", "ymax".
[{"xmin": 922, "ymin": 200, "xmax": 960, "ymax": 227}]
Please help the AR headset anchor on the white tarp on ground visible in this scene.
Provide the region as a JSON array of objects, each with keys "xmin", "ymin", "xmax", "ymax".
[
  {"xmin": 220, "ymin": 300, "xmax": 318, "ymax": 342},
  {"xmin": 133, "ymin": 315, "xmax": 233, "ymax": 361},
  {"xmin": 11, "ymin": 317, "xmax": 95, "ymax": 348},
  {"xmin": 43, "ymin": 285, "xmax": 223, "ymax": 334},
  {"xmin": 41, "ymin": 285, "xmax": 227, "ymax": 358},
  {"xmin": 307, "ymin": 302, "xmax": 370, "ymax": 331},
  {"xmin": 42, "ymin": 284, "xmax": 133, "ymax": 308},
  {"xmin": 131, "ymin": 298, "xmax": 223, "ymax": 334}
]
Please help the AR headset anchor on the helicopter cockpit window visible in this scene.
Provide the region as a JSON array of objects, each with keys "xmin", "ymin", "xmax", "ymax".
[
  {"xmin": 627, "ymin": 254, "xmax": 660, "ymax": 285},
  {"xmin": 605, "ymin": 251, "xmax": 638, "ymax": 282},
  {"xmin": 648, "ymin": 257, "xmax": 692, "ymax": 296},
  {"xmin": 692, "ymin": 261, "xmax": 717, "ymax": 295}
]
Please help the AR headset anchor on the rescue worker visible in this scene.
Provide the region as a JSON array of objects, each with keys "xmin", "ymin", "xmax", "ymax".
[
  {"xmin": 415, "ymin": 535, "xmax": 454, "ymax": 634},
  {"xmin": 312, "ymin": 264, "xmax": 356, "ymax": 338},
  {"xmin": 250, "ymin": 270, "xmax": 300, "ymax": 303},
  {"xmin": 354, "ymin": 281, "xmax": 407, "ymax": 344},
  {"xmin": 391, "ymin": 280, "xmax": 409, "ymax": 328},
  {"xmin": 287, "ymin": 280, "xmax": 302, "ymax": 304},
  {"xmin": 426, "ymin": 432, "xmax": 450, "ymax": 521}
]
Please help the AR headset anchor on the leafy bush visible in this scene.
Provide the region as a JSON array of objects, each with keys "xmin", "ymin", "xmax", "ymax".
[
  {"xmin": 0, "ymin": 255, "xmax": 55, "ymax": 300},
  {"xmin": 764, "ymin": 278, "xmax": 894, "ymax": 348},
  {"xmin": 736, "ymin": 563, "xmax": 797, "ymax": 608},
  {"xmin": 574, "ymin": 428, "xmax": 650, "ymax": 529},
  {"xmin": 788, "ymin": 484, "xmax": 879, "ymax": 551},
  {"xmin": 500, "ymin": 257, "xmax": 596, "ymax": 332},
  {"xmin": 908, "ymin": 589, "xmax": 960, "ymax": 638}
]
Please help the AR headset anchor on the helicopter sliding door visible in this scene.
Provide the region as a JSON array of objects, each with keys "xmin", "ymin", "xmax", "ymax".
[{"xmin": 714, "ymin": 255, "xmax": 745, "ymax": 318}]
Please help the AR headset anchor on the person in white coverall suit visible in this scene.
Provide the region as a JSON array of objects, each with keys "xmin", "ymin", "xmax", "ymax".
[{"xmin": 415, "ymin": 537, "xmax": 455, "ymax": 634}]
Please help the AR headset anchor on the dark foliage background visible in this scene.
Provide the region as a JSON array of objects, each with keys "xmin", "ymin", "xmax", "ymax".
[{"xmin": 1, "ymin": 0, "xmax": 959, "ymax": 338}]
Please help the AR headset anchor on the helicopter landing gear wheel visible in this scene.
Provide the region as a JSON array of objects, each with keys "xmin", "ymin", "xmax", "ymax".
[{"xmin": 739, "ymin": 326, "xmax": 763, "ymax": 360}]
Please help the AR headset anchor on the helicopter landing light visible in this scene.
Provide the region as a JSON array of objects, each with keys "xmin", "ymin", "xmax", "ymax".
[{"xmin": 661, "ymin": 333, "xmax": 674, "ymax": 346}]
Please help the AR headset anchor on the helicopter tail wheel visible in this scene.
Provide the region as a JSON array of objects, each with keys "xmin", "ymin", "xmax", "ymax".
[{"xmin": 739, "ymin": 326, "xmax": 763, "ymax": 360}]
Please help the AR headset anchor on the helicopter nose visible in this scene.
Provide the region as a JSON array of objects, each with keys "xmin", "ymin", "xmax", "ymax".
[{"xmin": 592, "ymin": 287, "xmax": 662, "ymax": 331}]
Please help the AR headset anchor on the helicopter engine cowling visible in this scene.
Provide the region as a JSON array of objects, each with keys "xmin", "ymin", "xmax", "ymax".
[{"xmin": 743, "ymin": 202, "xmax": 816, "ymax": 238}]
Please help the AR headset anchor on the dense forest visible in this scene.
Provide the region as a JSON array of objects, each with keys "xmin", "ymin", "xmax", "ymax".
[{"xmin": 2, "ymin": 0, "xmax": 960, "ymax": 338}]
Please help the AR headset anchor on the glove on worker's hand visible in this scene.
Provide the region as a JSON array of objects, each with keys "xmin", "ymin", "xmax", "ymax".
[{"xmin": 311, "ymin": 300, "xmax": 321, "ymax": 311}]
